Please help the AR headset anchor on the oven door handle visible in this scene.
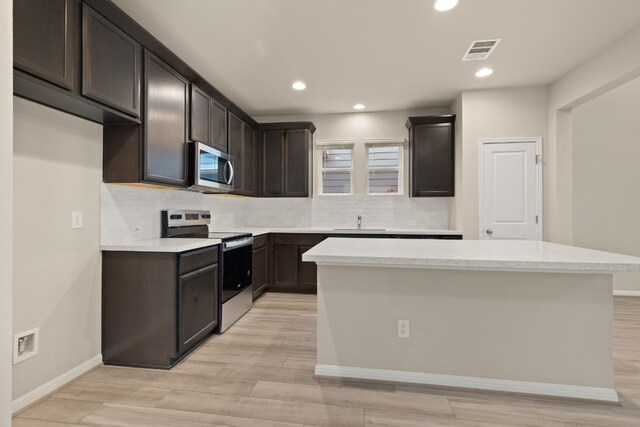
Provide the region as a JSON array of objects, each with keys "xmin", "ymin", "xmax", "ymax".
[{"xmin": 223, "ymin": 236, "xmax": 254, "ymax": 251}]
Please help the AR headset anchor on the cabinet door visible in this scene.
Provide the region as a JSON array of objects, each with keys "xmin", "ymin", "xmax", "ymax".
[
  {"xmin": 262, "ymin": 130, "xmax": 285, "ymax": 196},
  {"xmin": 252, "ymin": 246, "xmax": 268, "ymax": 300},
  {"xmin": 298, "ymin": 246, "xmax": 317, "ymax": 290},
  {"xmin": 210, "ymin": 100, "xmax": 227, "ymax": 152},
  {"xmin": 244, "ymin": 126, "xmax": 257, "ymax": 197},
  {"xmin": 144, "ymin": 52, "xmax": 189, "ymax": 186},
  {"xmin": 411, "ymin": 123, "xmax": 454, "ymax": 197},
  {"xmin": 178, "ymin": 264, "xmax": 218, "ymax": 354},
  {"xmin": 82, "ymin": 5, "xmax": 141, "ymax": 117},
  {"xmin": 14, "ymin": 0, "xmax": 76, "ymax": 90},
  {"xmin": 228, "ymin": 112, "xmax": 244, "ymax": 192},
  {"xmin": 274, "ymin": 246, "xmax": 298, "ymax": 288},
  {"xmin": 285, "ymin": 129, "xmax": 309, "ymax": 197},
  {"xmin": 190, "ymin": 85, "xmax": 211, "ymax": 145}
]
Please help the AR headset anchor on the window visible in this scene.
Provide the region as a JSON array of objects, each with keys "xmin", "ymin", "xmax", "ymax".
[
  {"xmin": 367, "ymin": 143, "xmax": 403, "ymax": 194},
  {"xmin": 317, "ymin": 142, "xmax": 354, "ymax": 195}
]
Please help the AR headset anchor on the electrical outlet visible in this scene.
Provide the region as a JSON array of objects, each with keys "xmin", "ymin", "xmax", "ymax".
[
  {"xmin": 398, "ymin": 320, "xmax": 410, "ymax": 338},
  {"xmin": 71, "ymin": 211, "xmax": 83, "ymax": 229},
  {"xmin": 13, "ymin": 328, "xmax": 39, "ymax": 364}
]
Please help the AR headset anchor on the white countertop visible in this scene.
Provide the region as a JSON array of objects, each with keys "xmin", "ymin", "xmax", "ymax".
[
  {"xmin": 211, "ymin": 227, "xmax": 462, "ymax": 237},
  {"xmin": 302, "ymin": 238, "xmax": 640, "ymax": 273},
  {"xmin": 101, "ymin": 238, "xmax": 221, "ymax": 253},
  {"xmin": 100, "ymin": 228, "xmax": 462, "ymax": 252}
]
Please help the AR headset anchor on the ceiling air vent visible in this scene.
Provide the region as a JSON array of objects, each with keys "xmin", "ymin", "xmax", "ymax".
[{"xmin": 462, "ymin": 39, "xmax": 501, "ymax": 61}]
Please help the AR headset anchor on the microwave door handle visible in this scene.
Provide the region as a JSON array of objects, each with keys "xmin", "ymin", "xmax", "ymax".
[{"xmin": 226, "ymin": 161, "xmax": 235, "ymax": 185}]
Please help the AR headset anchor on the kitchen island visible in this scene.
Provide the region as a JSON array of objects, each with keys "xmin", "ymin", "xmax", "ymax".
[{"xmin": 303, "ymin": 239, "xmax": 640, "ymax": 402}]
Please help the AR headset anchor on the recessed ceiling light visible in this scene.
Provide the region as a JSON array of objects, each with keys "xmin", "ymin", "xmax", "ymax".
[
  {"xmin": 292, "ymin": 81, "xmax": 306, "ymax": 91},
  {"xmin": 353, "ymin": 104, "xmax": 366, "ymax": 110},
  {"xmin": 475, "ymin": 68, "xmax": 494, "ymax": 78},
  {"xmin": 434, "ymin": 0, "xmax": 458, "ymax": 12}
]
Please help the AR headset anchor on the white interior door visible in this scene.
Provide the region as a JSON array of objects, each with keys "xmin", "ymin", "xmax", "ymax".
[{"xmin": 481, "ymin": 139, "xmax": 541, "ymax": 240}]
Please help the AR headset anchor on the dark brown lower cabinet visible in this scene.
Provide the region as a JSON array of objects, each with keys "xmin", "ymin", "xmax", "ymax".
[
  {"xmin": 274, "ymin": 246, "xmax": 299, "ymax": 289},
  {"xmin": 178, "ymin": 263, "xmax": 218, "ymax": 354},
  {"xmin": 102, "ymin": 245, "xmax": 218, "ymax": 369},
  {"xmin": 271, "ymin": 234, "xmax": 326, "ymax": 293},
  {"xmin": 252, "ymin": 235, "xmax": 269, "ymax": 301},
  {"xmin": 267, "ymin": 232, "xmax": 463, "ymax": 294}
]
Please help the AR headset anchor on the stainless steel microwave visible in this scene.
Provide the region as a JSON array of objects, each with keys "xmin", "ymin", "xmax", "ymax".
[{"xmin": 188, "ymin": 142, "xmax": 234, "ymax": 193}]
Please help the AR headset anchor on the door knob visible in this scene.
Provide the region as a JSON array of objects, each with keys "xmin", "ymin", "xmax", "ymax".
[{"xmin": 486, "ymin": 229, "xmax": 494, "ymax": 235}]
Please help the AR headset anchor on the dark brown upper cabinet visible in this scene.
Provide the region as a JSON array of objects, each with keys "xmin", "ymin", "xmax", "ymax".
[
  {"xmin": 261, "ymin": 130, "xmax": 285, "ymax": 197},
  {"xmin": 14, "ymin": 0, "xmax": 77, "ymax": 90},
  {"xmin": 144, "ymin": 52, "xmax": 189, "ymax": 186},
  {"xmin": 228, "ymin": 112, "xmax": 244, "ymax": 192},
  {"xmin": 406, "ymin": 115, "xmax": 455, "ymax": 197},
  {"xmin": 243, "ymin": 126, "xmax": 258, "ymax": 197},
  {"xmin": 103, "ymin": 52, "xmax": 189, "ymax": 186},
  {"xmin": 190, "ymin": 85, "xmax": 211, "ymax": 145},
  {"xmin": 260, "ymin": 123, "xmax": 315, "ymax": 198},
  {"xmin": 285, "ymin": 129, "xmax": 311, "ymax": 197},
  {"xmin": 228, "ymin": 112, "xmax": 258, "ymax": 196},
  {"xmin": 210, "ymin": 100, "xmax": 228, "ymax": 153},
  {"xmin": 82, "ymin": 5, "xmax": 141, "ymax": 117}
]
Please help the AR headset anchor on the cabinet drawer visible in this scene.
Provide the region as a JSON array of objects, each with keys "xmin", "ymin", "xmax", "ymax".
[
  {"xmin": 273, "ymin": 233, "xmax": 326, "ymax": 246},
  {"xmin": 253, "ymin": 234, "xmax": 267, "ymax": 249},
  {"xmin": 179, "ymin": 246, "xmax": 219, "ymax": 275}
]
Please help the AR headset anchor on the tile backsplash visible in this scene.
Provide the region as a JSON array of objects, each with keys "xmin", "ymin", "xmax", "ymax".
[{"xmin": 101, "ymin": 184, "xmax": 451, "ymax": 244}]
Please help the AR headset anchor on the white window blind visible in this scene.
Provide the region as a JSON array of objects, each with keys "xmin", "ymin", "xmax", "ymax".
[
  {"xmin": 318, "ymin": 144, "xmax": 353, "ymax": 194},
  {"xmin": 367, "ymin": 143, "xmax": 403, "ymax": 194}
]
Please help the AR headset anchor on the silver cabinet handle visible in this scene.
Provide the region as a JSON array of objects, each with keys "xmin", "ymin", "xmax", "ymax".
[{"xmin": 486, "ymin": 229, "xmax": 494, "ymax": 235}]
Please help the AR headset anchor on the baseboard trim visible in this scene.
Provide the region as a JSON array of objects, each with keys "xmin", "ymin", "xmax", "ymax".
[
  {"xmin": 12, "ymin": 354, "xmax": 103, "ymax": 414},
  {"xmin": 614, "ymin": 290, "xmax": 640, "ymax": 297},
  {"xmin": 315, "ymin": 364, "xmax": 618, "ymax": 402}
]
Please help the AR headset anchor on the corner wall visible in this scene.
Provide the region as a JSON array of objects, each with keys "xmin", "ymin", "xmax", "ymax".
[
  {"xmin": 547, "ymin": 25, "xmax": 640, "ymax": 244},
  {"xmin": 571, "ymin": 77, "xmax": 640, "ymax": 292},
  {"xmin": 460, "ymin": 86, "xmax": 550, "ymax": 239},
  {"xmin": 0, "ymin": 0, "xmax": 12, "ymax": 423},
  {"xmin": 12, "ymin": 98, "xmax": 102, "ymax": 402}
]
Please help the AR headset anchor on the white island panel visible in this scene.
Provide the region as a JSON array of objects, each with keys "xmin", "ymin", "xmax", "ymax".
[{"xmin": 305, "ymin": 238, "xmax": 640, "ymax": 402}]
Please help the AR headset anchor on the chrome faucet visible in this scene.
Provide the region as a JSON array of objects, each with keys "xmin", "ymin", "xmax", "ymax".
[{"xmin": 357, "ymin": 215, "xmax": 362, "ymax": 230}]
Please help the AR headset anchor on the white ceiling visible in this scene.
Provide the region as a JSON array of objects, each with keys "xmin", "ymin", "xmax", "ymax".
[{"xmin": 111, "ymin": 0, "xmax": 640, "ymax": 116}]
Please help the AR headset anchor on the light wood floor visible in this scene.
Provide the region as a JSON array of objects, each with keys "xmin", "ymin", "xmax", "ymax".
[{"xmin": 12, "ymin": 293, "xmax": 640, "ymax": 427}]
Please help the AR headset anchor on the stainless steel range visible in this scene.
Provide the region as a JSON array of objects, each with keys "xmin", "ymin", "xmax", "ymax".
[{"xmin": 162, "ymin": 210, "xmax": 253, "ymax": 332}]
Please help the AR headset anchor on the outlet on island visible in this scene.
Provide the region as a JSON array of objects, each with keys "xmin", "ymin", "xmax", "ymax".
[{"xmin": 398, "ymin": 320, "xmax": 410, "ymax": 338}]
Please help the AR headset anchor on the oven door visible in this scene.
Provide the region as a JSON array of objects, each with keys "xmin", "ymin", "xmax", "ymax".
[
  {"xmin": 221, "ymin": 237, "xmax": 253, "ymax": 303},
  {"xmin": 189, "ymin": 142, "xmax": 234, "ymax": 192}
]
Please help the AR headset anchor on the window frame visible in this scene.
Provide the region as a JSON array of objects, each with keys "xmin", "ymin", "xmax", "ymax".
[
  {"xmin": 365, "ymin": 139, "xmax": 406, "ymax": 196},
  {"xmin": 316, "ymin": 140, "xmax": 355, "ymax": 196}
]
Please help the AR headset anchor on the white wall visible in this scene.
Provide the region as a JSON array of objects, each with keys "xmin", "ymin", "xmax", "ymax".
[
  {"xmin": 547, "ymin": 25, "xmax": 640, "ymax": 244},
  {"xmin": 0, "ymin": 0, "xmax": 12, "ymax": 423},
  {"xmin": 460, "ymin": 86, "xmax": 549, "ymax": 239},
  {"xmin": 12, "ymin": 98, "xmax": 102, "ymax": 401},
  {"xmin": 572, "ymin": 76, "xmax": 640, "ymax": 292}
]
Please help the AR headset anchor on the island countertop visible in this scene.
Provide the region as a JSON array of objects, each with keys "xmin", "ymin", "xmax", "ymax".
[{"xmin": 302, "ymin": 238, "xmax": 640, "ymax": 273}]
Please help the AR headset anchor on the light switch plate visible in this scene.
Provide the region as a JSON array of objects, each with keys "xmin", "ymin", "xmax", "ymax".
[{"xmin": 71, "ymin": 211, "xmax": 83, "ymax": 229}]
